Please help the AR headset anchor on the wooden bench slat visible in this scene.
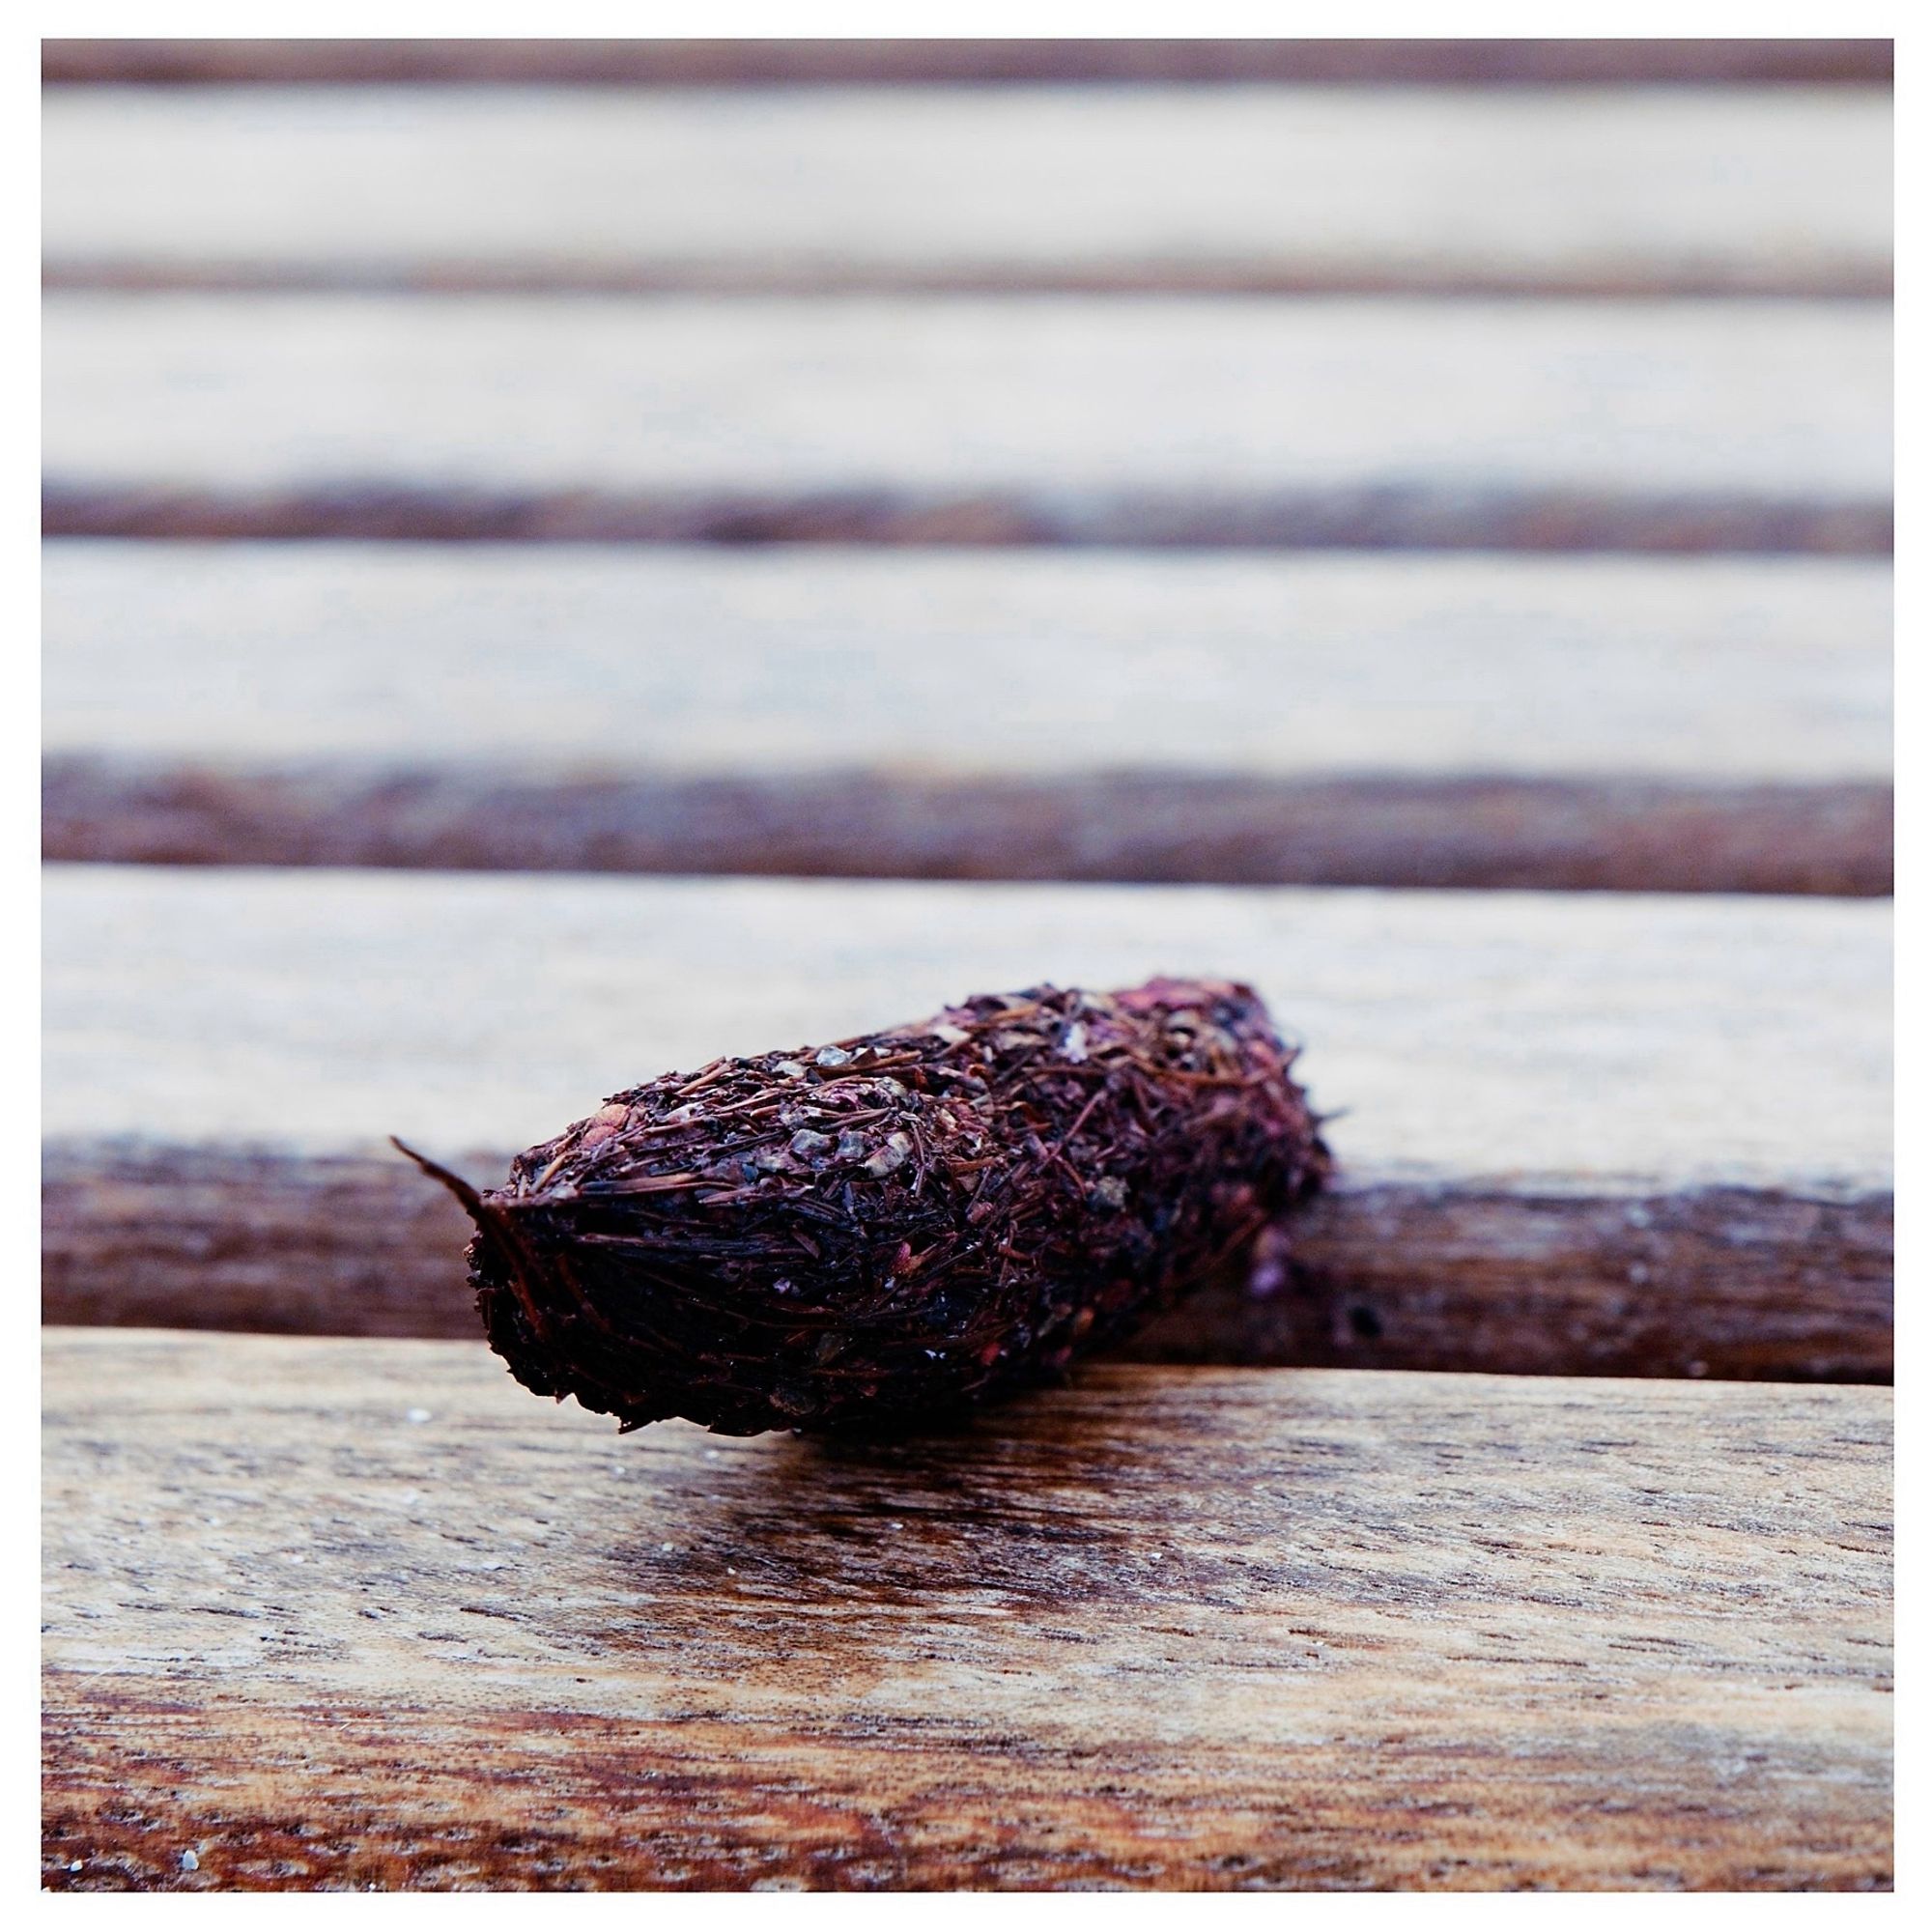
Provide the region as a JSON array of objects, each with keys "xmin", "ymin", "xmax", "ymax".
[
  {"xmin": 42, "ymin": 295, "xmax": 1892, "ymax": 554},
  {"xmin": 42, "ymin": 547, "xmax": 1892, "ymax": 780},
  {"xmin": 42, "ymin": 866, "xmax": 1891, "ymax": 1378},
  {"xmin": 42, "ymin": 1330, "xmax": 1893, "ymax": 1891},
  {"xmin": 41, "ymin": 545, "xmax": 1893, "ymax": 895},
  {"xmin": 39, "ymin": 39, "xmax": 1898, "ymax": 87},
  {"xmin": 42, "ymin": 88, "xmax": 1891, "ymax": 298}
]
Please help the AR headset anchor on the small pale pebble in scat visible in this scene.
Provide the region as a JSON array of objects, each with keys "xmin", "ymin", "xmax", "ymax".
[
  {"xmin": 180, "ymin": 1850, "xmax": 199, "ymax": 1872},
  {"xmin": 814, "ymin": 1046, "xmax": 853, "ymax": 1068},
  {"xmin": 703, "ymin": 1448, "xmax": 721, "ymax": 1460},
  {"xmin": 661, "ymin": 1542, "xmax": 675, "ymax": 1552},
  {"xmin": 287, "ymin": 1552, "xmax": 306, "ymax": 1564},
  {"xmin": 1062, "ymin": 1021, "xmax": 1089, "ymax": 1063},
  {"xmin": 70, "ymin": 1860, "xmax": 82, "ymax": 1872},
  {"xmin": 864, "ymin": 1135, "xmax": 911, "ymax": 1178},
  {"xmin": 406, "ymin": 1408, "xmax": 432, "ymax": 1424}
]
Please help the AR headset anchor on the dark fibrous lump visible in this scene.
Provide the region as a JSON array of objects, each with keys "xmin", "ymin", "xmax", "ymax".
[{"xmin": 399, "ymin": 978, "xmax": 1328, "ymax": 1435}]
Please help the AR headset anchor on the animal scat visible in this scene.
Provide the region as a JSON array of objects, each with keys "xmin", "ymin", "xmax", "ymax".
[{"xmin": 396, "ymin": 977, "xmax": 1329, "ymax": 1436}]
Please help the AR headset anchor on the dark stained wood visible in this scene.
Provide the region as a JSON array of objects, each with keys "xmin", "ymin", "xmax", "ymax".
[
  {"xmin": 42, "ymin": 1331, "xmax": 1893, "ymax": 1891},
  {"xmin": 40, "ymin": 39, "xmax": 1896, "ymax": 86},
  {"xmin": 44, "ymin": 259, "xmax": 1897, "ymax": 300},
  {"xmin": 41, "ymin": 482, "xmax": 1894, "ymax": 556},
  {"xmin": 41, "ymin": 761, "xmax": 1894, "ymax": 896},
  {"xmin": 40, "ymin": 1143, "xmax": 1892, "ymax": 1382}
]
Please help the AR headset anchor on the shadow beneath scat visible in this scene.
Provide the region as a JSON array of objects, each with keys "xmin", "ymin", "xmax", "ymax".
[{"xmin": 585, "ymin": 1370, "xmax": 1237, "ymax": 1672}]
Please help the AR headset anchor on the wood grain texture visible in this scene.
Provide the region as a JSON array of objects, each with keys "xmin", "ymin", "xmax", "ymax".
[
  {"xmin": 40, "ymin": 545, "xmax": 1893, "ymax": 895},
  {"xmin": 41, "ymin": 296, "xmax": 1892, "ymax": 554},
  {"xmin": 38, "ymin": 39, "xmax": 1898, "ymax": 86},
  {"xmin": 41, "ymin": 867, "xmax": 1891, "ymax": 1377},
  {"xmin": 41, "ymin": 88, "xmax": 1892, "ymax": 298},
  {"xmin": 41, "ymin": 1330, "xmax": 1894, "ymax": 1891}
]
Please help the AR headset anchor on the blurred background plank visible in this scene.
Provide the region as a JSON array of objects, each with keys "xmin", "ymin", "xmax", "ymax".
[
  {"xmin": 41, "ymin": 546, "xmax": 1892, "ymax": 894},
  {"xmin": 41, "ymin": 295, "xmax": 1891, "ymax": 552},
  {"xmin": 42, "ymin": 866, "xmax": 1891, "ymax": 1379},
  {"xmin": 41, "ymin": 38, "xmax": 1896, "ymax": 86},
  {"xmin": 42, "ymin": 87, "xmax": 1891, "ymax": 298},
  {"xmin": 43, "ymin": 1333, "xmax": 1893, "ymax": 1892}
]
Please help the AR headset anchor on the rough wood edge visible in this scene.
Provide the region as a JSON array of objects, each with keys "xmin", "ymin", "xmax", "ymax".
[
  {"xmin": 40, "ymin": 760, "xmax": 1896, "ymax": 897},
  {"xmin": 40, "ymin": 1141, "xmax": 1893, "ymax": 1382},
  {"xmin": 38, "ymin": 485, "xmax": 1897, "ymax": 555},
  {"xmin": 39, "ymin": 39, "xmax": 1896, "ymax": 87}
]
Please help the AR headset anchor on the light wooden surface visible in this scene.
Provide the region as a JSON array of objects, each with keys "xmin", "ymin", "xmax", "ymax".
[
  {"xmin": 41, "ymin": 88, "xmax": 1891, "ymax": 298},
  {"xmin": 41, "ymin": 295, "xmax": 1892, "ymax": 552},
  {"xmin": 39, "ymin": 39, "xmax": 1898, "ymax": 87},
  {"xmin": 41, "ymin": 545, "xmax": 1892, "ymax": 895},
  {"xmin": 42, "ymin": 1330, "xmax": 1894, "ymax": 1891},
  {"xmin": 42, "ymin": 866, "xmax": 1891, "ymax": 1378},
  {"xmin": 42, "ymin": 547, "xmax": 1891, "ymax": 779}
]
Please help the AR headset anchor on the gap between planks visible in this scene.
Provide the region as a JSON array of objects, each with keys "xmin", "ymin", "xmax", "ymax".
[
  {"xmin": 41, "ymin": 296, "xmax": 1893, "ymax": 554},
  {"xmin": 39, "ymin": 38, "xmax": 1897, "ymax": 86},
  {"xmin": 40, "ymin": 88, "xmax": 1892, "ymax": 301},
  {"xmin": 40, "ymin": 547, "xmax": 1894, "ymax": 896},
  {"xmin": 41, "ymin": 867, "xmax": 1892, "ymax": 1380},
  {"xmin": 42, "ymin": 1330, "xmax": 1894, "ymax": 1891}
]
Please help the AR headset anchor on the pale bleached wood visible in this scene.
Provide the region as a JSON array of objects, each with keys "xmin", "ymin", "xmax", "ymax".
[
  {"xmin": 40, "ymin": 867, "xmax": 1891, "ymax": 1377},
  {"xmin": 41, "ymin": 296, "xmax": 1892, "ymax": 553},
  {"xmin": 41, "ymin": 547, "xmax": 1892, "ymax": 781},
  {"xmin": 40, "ymin": 545, "xmax": 1892, "ymax": 894},
  {"xmin": 41, "ymin": 1330, "xmax": 1894, "ymax": 1890},
  {"xmin": 40, "ymin": 88, "xmax": 1892, "ymax": 298},
  {"xmin": 38, "ymin": 39, "xmax": 1898, "ymax": 86}
]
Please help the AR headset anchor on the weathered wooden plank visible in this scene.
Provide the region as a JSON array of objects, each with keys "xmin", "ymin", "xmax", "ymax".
[
  {"xmin": 41, "ymin": 867, "xmax": 1891, "ymax": 1378},
  {"xmin": 41, "ymin": 296, "xmax": 1892, "ymax": 553},
  {"xmin": 42, "ymin": 1330, "xmax": 1894, "ymax": 1891},
  {"xmin": 41, "ymin": 89, "xmax": 1891, "ymax": 298},
  {"xmin": 39, "ymin": 39, "xmax": 1897, "ymax": 87},
  {"xmin": 40, "ymin": 545, "xmax": 1893, "ymax": 895},
  {"xmin": 41, "ymin": 548, "xmax": 1893, "ymax": 777}
]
